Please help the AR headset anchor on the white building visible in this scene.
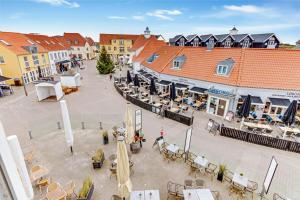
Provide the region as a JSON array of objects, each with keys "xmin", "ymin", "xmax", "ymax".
[{"xmin": 63, "ymin": 33, "xmax": 93, "ymax": 60}]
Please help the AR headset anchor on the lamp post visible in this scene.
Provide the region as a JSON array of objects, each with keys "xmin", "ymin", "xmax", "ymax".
[{"xmin": 17, "ymin": 58, "xmax": 28, "ymax": 96}]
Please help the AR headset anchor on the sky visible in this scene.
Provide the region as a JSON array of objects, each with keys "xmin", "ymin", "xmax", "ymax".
[{"xmin": 0, "ymin": 0, "xmax": 300, "ymax": 44}]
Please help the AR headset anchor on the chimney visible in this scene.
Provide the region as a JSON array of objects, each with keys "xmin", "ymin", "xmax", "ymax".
[
  {"xmin": 229, "ymin": 26, "xmax": 238, "ymax": 35},
  {"xmin": 144, "ymin": 26, "xmax": 151, "ymax": 39}
]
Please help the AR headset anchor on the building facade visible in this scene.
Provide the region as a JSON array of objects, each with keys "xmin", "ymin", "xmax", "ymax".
[
  {"xmin": 169, "ymin": 27, "xmax": 280, "ymax": 49},
  {"xmin": 133, "ymin": 45, "xmax": 300, "ymax": 118},
  {"xmin": 26, "ymin": 34, "xmax": 70, "ymax": 74},
  {"xmin": 0, "ymin": 32, "xmax": 51, "ymax": 85},
  {"xmin": 85, "ymin": 37, "xmax": 97, "ymax": 59},
  {"xmin": 63, "ymin": 33, "xmax": 92, "ymax": 60}
]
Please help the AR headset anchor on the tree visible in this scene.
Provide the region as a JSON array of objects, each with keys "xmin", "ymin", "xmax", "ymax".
[{"xmin": 96, "ymin": 47, "xmax": 114, "ymax": 74}]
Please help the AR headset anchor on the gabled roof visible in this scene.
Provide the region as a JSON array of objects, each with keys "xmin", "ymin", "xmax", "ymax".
[
  {"xmin": 141, "ymin": 46, "xmax": 183, "ymax": 72},
  {"xmin": 0, "ymin": 32, "xmax": 47, "ymax": 55},
  {"xmin": 99, "ymin": 34, "xmax": 139, "ymax": 45},
  {"xmin": 51, "ymin": 36, "xmax": 71, "ymax": 49},
  {"xmin": 232, "ymin": 34, "xmax": 253, "ymax": 43},
  {"xmin": 169, "ymin": 35, "xmax": 186, "ymax": 43},
  {"xmin": 250, "ymin": 33, "xmax": 277, "ymax": 43},
  {"xmin": 132, "ymin": 39, "xmax": 167, "ymax": 62},
  {"xmin": 85, "ymin": 37, "xmax": 95, "ymax": 46},
  {"xmin": 130, "ymin": 35, "xmax": 163, "ymax": 51},
  {"xmin": 200, "ymin": 34, "xmax": 216, "ymax": 42},
  {"xmin": 63, "ymin": 33, "xmax": 87, "ymax": 46},
  {"xmin": 26, "ymin": 34, "xmax": 67, "ymax": 51},
  {"xmin": 186, "ymin": 34, "xmax": 200, "ymax": 42},
  {"xmin": 215, "ymin": 34, "xmax": 235, "ymax": 42}
]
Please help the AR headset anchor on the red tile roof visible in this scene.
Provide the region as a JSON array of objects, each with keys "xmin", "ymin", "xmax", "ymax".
[
  {"xmin": 0, "ymin": 32, "xmax": 48, "ymax": 55},
  {"xmin": 99, "ymin": 34, "xmax": 139, "ymax": 45},
  {"xmin": 63, "ymin": 33, "xmax": 87, "ymax": 46},
  {"xmin": 130, "ymin": 35, "xmax": 161, "ymax": 51},
  {"xmin": 139, "ymin": 46, "xmax": 300, "ymax": 91},
  {"xmin": 132, "ymin": 39, "xmax": 167, "ymax": 63},
  {"xmin": 25, "ymin": 34, "xmax": 67, "ymax": 51},
  {"xmin": 85, "ymin": 37, "xmax": 95, "ymax": 46},
  {"xmin": 51, "ymin": 36, "xmax": 71, "ymax": 49}
]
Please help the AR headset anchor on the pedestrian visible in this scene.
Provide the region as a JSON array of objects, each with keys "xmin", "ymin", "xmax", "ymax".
[
  {"xmin": 109, "ymin": 73, "xmax": 112, "ymax": 81},
  {"xmin": 152, "ymin": 127, "xmax": 165, "ymax": 147}
]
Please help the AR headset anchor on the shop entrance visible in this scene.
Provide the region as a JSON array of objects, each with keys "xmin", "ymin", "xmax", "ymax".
[{"xmin": 208, "ymin": 97, "xmax": 228, "ymax": 117}]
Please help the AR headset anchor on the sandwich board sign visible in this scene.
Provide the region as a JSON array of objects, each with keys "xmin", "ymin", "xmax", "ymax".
[
  {"xmin": 261, "ymin": 156, "xmax": 278, "ymax": 197},
  {"xmin": 135, "ymin": 109, "xmax": 142, "ymax": 131},
  {"xmin": 184, "ymin": 127, "xmax": 193, "ymax": 161}
]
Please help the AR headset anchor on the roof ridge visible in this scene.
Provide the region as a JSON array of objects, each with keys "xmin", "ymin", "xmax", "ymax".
[{"xmin": 236, "ymin": 48, "xmax": 245, "ymax": 87}]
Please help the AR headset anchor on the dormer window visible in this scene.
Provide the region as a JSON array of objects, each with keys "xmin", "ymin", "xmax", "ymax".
[
  {"xmin": 0, "ymin": 39, "xmax": 11, "ymax": 46},
  {"xmin": 217, "ymin": 65, "xmax": 228, "ymax": 75},
  {"xmin": 74, "ymin": 39, "xmax": 79, "ymax": 45},
  {"xmin": 242, "ymin": 37, "xmax": 250, "ymax": 48},
  {"xmin": 67, "ymin": 40, "xmax": 71, "ymax": 44},
  {"xmin": 45, "ymin": 40, "xmax": 50, "ymax": 44},
  {"xmin": 179, "ymin": 38, "xmax": 185, "ymax": 46},
  {"xmin": 224, "ymin": 37, "xmax": 231, "ymax": 48},
  {"xmin": 147, "ymin": 53, "xmax": 159, "ymax": 63},
  {"xmin": 268, "ymin": 36, "xmax": 275, "ymax": 45},
  {"xmin": 172, "ymin": 55, "xmax": 186, "ymax": 70},
  {"xmin": 27, "ymin": 40, "xmax": 35, "ymax": 45},
  {"xmin": 193, "ymin": 37, "xmax": 199, "ymax": 47},
  {"xmin": 208, "ymin": 37, "xmax": 214, "ymax": 44},
  {"xmin": 216, "ymin": 58, "xmax": 235, "ymax": 76}
]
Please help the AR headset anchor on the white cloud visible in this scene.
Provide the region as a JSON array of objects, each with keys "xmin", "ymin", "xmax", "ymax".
[
  {"xmin": 224, "ymin": 5, "xmax": 266, "ymax": 13},
  {"xmin": 146, "ymin": 9, "xmax": 182, "ymax": 21},
  {"xmin": 108, "ymin": 16, "xmax": 127, "ymax": 20},
  {"xmin": 132, "ymin": 15, "xmax": 145, "ymax": 21},
  {"xmin": 32, "ymin": 0, "xmax": 79, "ymax": 8},
  {"xmin": 9, "ymin": 12, "xmax": 25, "ymax": 19}
]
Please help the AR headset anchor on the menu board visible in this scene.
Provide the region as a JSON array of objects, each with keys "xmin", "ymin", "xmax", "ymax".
[{"xmin": 135, "ymin": 109, "xmax": 142, "ymax": 131}]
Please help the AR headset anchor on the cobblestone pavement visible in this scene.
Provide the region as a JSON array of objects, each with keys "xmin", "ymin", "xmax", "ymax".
[{"xmin": 0, "ymin": 60, "xmax": 300, "ymax": 199}]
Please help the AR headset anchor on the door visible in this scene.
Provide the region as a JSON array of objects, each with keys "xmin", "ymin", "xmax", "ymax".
[{"xmin": 217, "ymin": 99, "xmax": 226, "ymax": 117}]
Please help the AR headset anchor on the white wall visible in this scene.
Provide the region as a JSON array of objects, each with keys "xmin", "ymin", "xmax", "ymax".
[
  {"xmin": 60, "ymin": 73, "xmax": 81, "ymax": 87},
  {"xmin": 49, "ymin": 50, "xmax": 70, "ymax": 74}
]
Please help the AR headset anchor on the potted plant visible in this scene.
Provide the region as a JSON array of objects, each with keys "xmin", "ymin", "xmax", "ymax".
[
  {"xmin": 77, "ymin": 178, "xmax": 94, "ymax": 200},
  {"xmin": 92, "ymin": 148, "xmax": 105, "ymax": 169},
  {"xmin": 217, "ymin": 164, "xmax": 226, "ymax": 182},
  {"xmin": 101, "ymin": 130, "xmax": 109, "ymax": 144}
]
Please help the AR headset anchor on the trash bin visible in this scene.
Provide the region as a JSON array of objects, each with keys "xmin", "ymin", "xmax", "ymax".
[{"xmin": 14, "ymin": 78, "xmax": 21, "ymax": 86}]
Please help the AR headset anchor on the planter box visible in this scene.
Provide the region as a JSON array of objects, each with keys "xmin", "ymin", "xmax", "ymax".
[
  {"xmin": 130, "ymin": 142, "xmax": 141, "ymax": 154},
  {"xmin": 77, "ymin": 184, "xmax": 94, "ymax": 200},
  {"xmin": 92, "ymin": 155, "xmax": 105, "ymax": 169}
]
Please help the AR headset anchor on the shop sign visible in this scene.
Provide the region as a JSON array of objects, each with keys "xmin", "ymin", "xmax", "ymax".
[
  {"xmin": 207, "ymin": 88, "xmax": 235, "ymax": 97},
  {"xmin": 272, "ymin": 91, "xmax": 300, "ymax": 99}
]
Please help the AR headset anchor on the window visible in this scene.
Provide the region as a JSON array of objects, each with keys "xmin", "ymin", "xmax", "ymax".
[
  {"xmin": 58, "ymin": 53, "xmax": 61, "ymax": 59},
  {"xmin": 41, "ymin": 54, "xmax": 46, "ymax": 64},
  {"xmin": 71, "ymin": 47, "xmax": 74, "ymax": 50},
  {"xmin": 208, "ymin": 37, "xmax": 214, "ymax": 44},
  {"xmin": 30, "ymin": 71, "xmax": 35, "ymax": 81},
  {"xmin": 119, "ymin": 47, "xmax": 125, "ymax": 53},
  {"xmin": 173, "ymin": 61, "xmax": 181, "ymax": 69},
  {"xmin": 0, "ymin": 39, "xmax": 11, "ymax": 46},
  {"xmin": 54, "ymin": 53, "xmax": 57, "ymax": 59},
  {"xmin": 32, "ymin": 55, "xmax": 39, "ymax": 65},
  {"xmin": 67, "ymin": 40, "xmax": 71, "ymax": 44},
  {"xmin": 147, "ymin": 54, "xmax": 159, "ymax": 63},
  {"xmin": 74, "ymin": 40, "xmax": 79, "ymax": 45},
  {"xmin": 224, "ymin": 37, "xmax": 231, "ymax": 47},
  {"xmin": 50, "ymin": 53, "xmax": 53, "ymax": 60},
  {"xmin": 242, "ymin": 38, "xmax": 250, "ymax": 48},
  {"xmin": 268, "ymin": 36, "xmax": 276, "ymax": 46},
  {"xmin": 179, "ymin": 38, "xmax": 185, "ymax": 46},
  {"xmin": 108, "ymin": 46, "xmax": 111, "ymax": 51},
  {"xmin": 86, "ymin": 47, "xmax": 89, "ymax": 51},
  {"xmin": 0, "ymin": 56, "xmax": 5, "ymax": 64},
  {"xmin": 217, "ymin": 65, "xmax": 228, "ymax": 75},
  {"xmin": 23, "ymin": 74, "xmax": 29, "ymax": 84},
  {"xmin": 193, "ymin": 38, "xmax": 199, "ymax": 47},
  {"xmin": 114, "ymin": 47, "xmax": 117, "ymax": 51},
  {"xmin": 113, "ymin": 40, "xmax": 116, "ymax": 43},
  {"xmin": 119, "ymin": 40, "xmax": 124, "ymax": 45},
  {"xmin": 64, "ymin": 52, "xmax": 67, "ymax": 57},
  {"xmin": 77, "ymin": 48, "xmax": 80, "ymax": 51},
  {"xmin": 24, "ymin": 56, "xmax": 30, "ymax": 68},
  {"xmin": 27, "ymin": 40, "xmax": 35, "ymax": 45}
]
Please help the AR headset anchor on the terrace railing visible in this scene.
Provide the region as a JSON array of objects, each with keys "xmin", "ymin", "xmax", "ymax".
[
  {"xmin": 114, "ymin": 82, "xmax": 193, "ymax": 126},
  {"xmin": 220, "ymin": 126, "xmax": 300, "ymax": 154}
]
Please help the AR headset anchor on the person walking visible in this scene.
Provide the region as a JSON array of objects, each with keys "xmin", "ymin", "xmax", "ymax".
[
  {"xmin": 152, "ymin": 127, "xmax": 165, "ymax": 147},
  {"xmin": 109, "ymin": 73, "xmax": 112, "ymax": 81}
]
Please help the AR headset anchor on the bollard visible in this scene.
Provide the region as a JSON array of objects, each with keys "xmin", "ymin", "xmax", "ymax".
[
  {"xmin": 28, "ymin": 130, "xmax": 32, "ymax": 140},
  {"xmin": 99, "ymin": 122, "xmax": 103, "ymax": 130},
  {"xmin": 57, "ymin": 122, "xmax": 61, "ymax": 129},
  {"xmin": 81, "ymin": 122, "xmax": 85, "ymax": 129}
]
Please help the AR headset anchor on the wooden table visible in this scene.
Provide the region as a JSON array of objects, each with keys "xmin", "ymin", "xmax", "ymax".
[
  {"xmin": 170, "ymin": 107, "xmax": 180, "ymax": 113},
  {"xmin": 232, "ymin": 172, "xmax": 248, "ymax": 188},
  {"xmin": 30, "ymin": 165, "xmax": 49, "ymax": 182},
  {"xmin": 174, "ymin": 97, "xmax": 182, "ymax": 103},
  {"xmin": 243, "ymin": 122, "xmax": 272, "ymax": 130},
  {"xmin": 183, "ymin": 189, "xmax": 214, "ymax": 200},
  {"xmin": 159, "ymin": 93, "xmax": 169, "ymax": 98},
  {"xmin": 161, "ymin": 100, "xmax": 169, "ymax": 105},
  {"xmin": 46, "ymin": 187, "xmax": 66, "ymax": 200}
]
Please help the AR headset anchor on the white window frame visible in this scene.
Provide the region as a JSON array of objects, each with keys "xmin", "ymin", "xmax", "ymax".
[
  {"xmin": 217, "ymin": 65, "xmax": 228, "ymax": 75},
  {"xmin": 224, "ymin": 37, "xmax": 231, "ymax": 47},
  {"xmin": 24, "ymin": 56, "xmax": 30, "ymax": 68},
  {"xmin": 32, "ymin": 55, "xmax": 39, "ymax": 65},
  {"xmin": 242, "ymin": 38, "xmax": 250, "ymax": 48},
  {"xmin": 173, "ymin": 60, "xmax": 181, "ymax": 69},
  {"xmin": 179, "ymin": 38, "xmax": 185, "ymax": 46},
  {"xmin": 268, "ymin": 37, "xmax": 276, "ymax": 46},
  {"xmin": 193, "ymin": 38, "xmax": 199, "ymax": 47},
  {"xmin": 0, "ymin": 56, "xmax": 5, "ymax": 64},
  {"xmin": 41, "ymin": 54, "xmax": 46, "ymax": 64}
]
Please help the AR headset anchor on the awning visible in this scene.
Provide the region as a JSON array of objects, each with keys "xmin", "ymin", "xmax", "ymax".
[
  {"xmin": 175, "ymin": 83, "xmax": 189, "ymax": 90},
  {"xmin": 269, "ymin": 97, "xmax": 290, "ymax": 107},
  {"xmin": 157, "ymin": 80, "xmax": 171, "ymax": 86},
  {"xmin": 56, "ymin": 60, "xmax": 71, "ymax": 64},
  {"xmin": 189, "ymin": 87, "xmax": 207, "ymax": 94},
  {"xmin": 0, "ymin": 75, "xmax": 11, "ymax": 82},
  {"xmin": 143, "ymin": 74, "xmax": 152, "ymax": 79},
  {"xmin": 138, "ymin": 70, "xmax": 147, "ymax": 75},
  {"xmin": 241, "ymin": 95, "xmax": 263, "ymax": 105}
]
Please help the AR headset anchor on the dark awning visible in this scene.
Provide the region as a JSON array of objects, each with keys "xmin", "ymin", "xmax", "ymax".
[
  {"xmin": 241, "ymin": 95, "xmax": 263, "ymax": 105},
  {"xmin": 157, "ymin": 80, "xmax": 171, "ymax": 86},
  {"xmin": 189, "ymin": 87, "xmax": 207, "ymax": 94},
  {"xmin": 175, "ymin": 83, "xmax": 189, "ymax": 89},
  {"xmin": 269, "ymin": 97, "xmax": 290, "ymax": 107},
  {"xmin": 138, "ymin": 70, "xmax": 147, "ymax": 75},
  {"xmin": 0, "ymin": 75, "xmax": 11, "ymax": 82},
  {"xmin": 143, "ymin": 73, "xmax": 152, "ymax": 79},
  {"xmin": 56, "ymin": 60, "xmax": 71, "ymax": 64}
]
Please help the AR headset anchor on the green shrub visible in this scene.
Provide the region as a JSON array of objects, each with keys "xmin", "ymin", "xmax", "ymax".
[
  {"xmin": 92, "ymin": 148, "xmax": 104, "ymax": 162},
  {"xmin": 78, "ymin": 178, "xmax": 92, "ymax": 198}
]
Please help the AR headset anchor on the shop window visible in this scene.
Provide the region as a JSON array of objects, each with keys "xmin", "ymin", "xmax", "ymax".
[
  {"xmin": 270, "ymin": 106, "xmax": 276, "ymax": 114},
  {"xmin": 276, "ymin": 107, "xmax": 283, "ymax": 115}
]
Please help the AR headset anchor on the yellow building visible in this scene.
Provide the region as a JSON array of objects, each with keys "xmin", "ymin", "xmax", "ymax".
[
  {"xmin": 0, "ymin": 32, "xmax": 51, "ymax": 85},
  {"xmin": 99, "ymin": 33, "xmax": 139, "ymax": 63}
]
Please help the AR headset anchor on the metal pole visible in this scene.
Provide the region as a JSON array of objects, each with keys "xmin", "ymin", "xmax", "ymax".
[
  {"xmin": 17, "ymin": 57, "xmax": 28, "ymax": 96},
  {"xmin": 81, "ymin": 122, "xmax": 85, "ymax": 129},
  {"xmin": 28, "ymin": 130, "xmax": 32, "ymax": 139},
  {"xmin": 99, "ymin": 122, "xmax": 102, "ymax": 130},
  {"xmin": 57, "ymin": 122, "xmax": 61, "ymax": 129}
]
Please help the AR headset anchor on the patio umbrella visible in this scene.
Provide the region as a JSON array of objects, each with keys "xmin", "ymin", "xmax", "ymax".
[
  {"xmin": 117, "ymin": 136, "xmax": 132, "ymax": 198},
  {"xmin": 124, "ymin": 103, "xmax": 134, "ymax": 143},
  {"xmin": 60, "ymin": 100, "xmax": 74, "ymax": 153},
  {"xmin": 133, "ymin": 74, "xmax": 140, "ymax": 87},
  {"xmin": 169, "ymin": 82, "xmax": 176, "ymax": 108},
  {"xmin": 149, "ymin": 78, "xmax": 157, "ymax": 103},
  {"xmin": 37, "ymin": 66, "xmax": 42, "ymax": 78},
  {"xmin": 126, "ymin": 70, "xmax": 132, "ymax": 84},
  {"xmin": 282, "ymin": 100, "xmax": 298, "ymax": 137},
  {"xmin": 238, "ymin": 94, "xmax": 252, "ymax": 130}
]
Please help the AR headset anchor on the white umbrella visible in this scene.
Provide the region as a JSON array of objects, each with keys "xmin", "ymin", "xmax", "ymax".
[
  {"xmin": 60, "ymin": 100, "xmax": 74, "ymax": 153},
  {"xmin": 117, "ymin": 137, "xmax": 132, "ymax": 198},
  {"xmin": 124, "ymin": 103, "xmax": 134, "ymax": 143}
]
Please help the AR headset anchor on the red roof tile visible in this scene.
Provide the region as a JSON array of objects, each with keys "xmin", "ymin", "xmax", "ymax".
[
  {"xmin": 130, "ymin": 35, "xmax": 161, "ymax": 51},
  {"xmin": 99, "ymin": 34, "xmax": 139, "ymax": 45},
  {"xmin": 26, "ymin": 34, "xmax": 67, "ymax": 51},
  {"xmin": 51, "ymin": 36, "xmax": 71, "ymax": 49},
  {"xmin": 63, "ymin": 33, "xmax": 87, "ymax": 46},
  {"xmin": 85, "ymin": 37, "xmax": 95, "ymax": 46}
]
